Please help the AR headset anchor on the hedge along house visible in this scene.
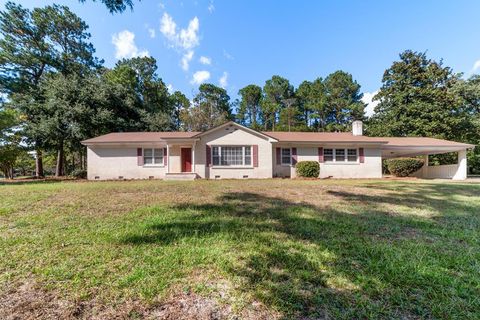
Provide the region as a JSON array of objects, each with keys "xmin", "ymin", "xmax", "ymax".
[{"xmin": 81, "ymin": 121, "xmax": 474, "ymax": 180}]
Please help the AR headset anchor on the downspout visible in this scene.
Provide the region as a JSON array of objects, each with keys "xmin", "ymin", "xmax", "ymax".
[
  {"xmin": 166, "ymin": 144, "xmax": 170, "ymax": 174},
  {"xmin": 192, "ymin": 140, "xmax": 197, "ymax": 174}
]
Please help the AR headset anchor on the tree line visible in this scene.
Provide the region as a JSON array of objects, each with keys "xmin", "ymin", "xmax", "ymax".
[{"xmin": 0, "ymin": 2, "xmax": 479, "ymax": 178}]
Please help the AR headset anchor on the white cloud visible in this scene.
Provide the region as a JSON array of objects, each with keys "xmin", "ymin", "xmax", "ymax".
[
  {"xmin": 191, "ymin": 70, "xmax": 210, "ymax": 85},
  {"xmin": 166, "ymin": 84, "xmax": 174, "ymax": 93},
  {"xmin": 361, "ymin": 91, "xmax": 380, "ymax": 117},
  {"xmin": 160, "ymin": 13, "xmax": 200, "ymax": 71},
  {"xmin": 160, "ymin": 13, "xmax": 199, "ymax": 50},
  {"xmin": 112, "ymin": 30, "xmax": 149, "ymax": 60},
  {"xmin": 199, "ymin": 56, "xmax": 211, "ymax": 65},
  {"xmin": 219, "ymin": 71, "xmax": 228, "ymax": 88},
  {"xmin": 471, "ymin": 60, "xmax": 480, "ymax": 74},
  {"xmin": 160, "ymin": 13, "xmax": 177, "ymax": 40},
  {"xmin": 148, "ymin": 28, "xmax": 156, "ymax": 38},
  {"xmin": 208, "ymin": 0, "xmax": 215, "ymax": 13},
  {"xmin": 181, "ymin": 50, "xmax": 194, "ymax": 71},
  {"xmin": 179, "ymin": 17, "xmax": 199, "ymax": 49}
]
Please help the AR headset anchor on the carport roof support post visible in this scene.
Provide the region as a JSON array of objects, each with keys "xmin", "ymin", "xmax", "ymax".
[{"xmin": 453, "ymin": 149, "xmax": 467, "ymax": 180}]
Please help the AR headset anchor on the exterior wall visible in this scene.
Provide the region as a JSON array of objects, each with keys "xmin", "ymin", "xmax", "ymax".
[
  {"xmin": 194, "ymin": 126, "xmax": 273, "ymax": 179},
  {"xmin": 273, "ymin": 145, "xmax": 383, "ymax": 179},
  {"xmin": 168, "ymin": 145, "xmax": 182, "ymax": 173},
  {"xmin": 412, "ymin": 149, "xmax": 467, "ymax": 180},
  {"xmin": 321, "ymin": 147, "xmax": 382, "ymax": 178},
  {"xmin": 87, "ymin": 146, "xmax": 166, "ymax": 180}
]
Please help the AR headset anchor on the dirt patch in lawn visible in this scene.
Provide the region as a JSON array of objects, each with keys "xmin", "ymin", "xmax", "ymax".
[{"xmin": 0, "ymin": 279, "xmax": 276, "ymax": 320}]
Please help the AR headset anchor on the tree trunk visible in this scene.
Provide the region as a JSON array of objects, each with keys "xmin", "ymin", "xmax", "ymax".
[
  {"xmin": 35, "ymin": 149, "xmax": 44, "ymax": 178},
  {"xmin": 80, "ymin": 148, "xmax": 85, "ymax": 170},
  {"xmin": 55, "ymin": 142, "xmax": 65, "ymax": 177}
]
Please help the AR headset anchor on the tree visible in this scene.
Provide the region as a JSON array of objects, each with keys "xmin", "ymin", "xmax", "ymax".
[
  {"xmin": 0, "ymin": 108, "xmax": 16, "ymax": 139},
  {"xmin": 368, "ymin": 51, "xmax": 469, "ymax": 140},
  {"xmin": 105, "ymin": 57, "xmax": 176, "ymax": 131},
  {"xmin": 35, "ymin": 73, "xmax": 90, "ymax": 176},
  {"xmin": 262, "ymin": 76, "xmax": 294, "ymax": 131},
  {"xmin": 278, "ymin": 97, "xmax": 301, "ymax": 131},
  {"xmin": 451, "ymin": 75, "xmax": 480, "ymax": 173},
  {"xmin": 237, "ymin": 84, "xmax": 262, "ymax": 129},
  {"xmin": 79, "ymin": 0, "xmax": 135, "ymax": 13},
  {"xmin": 182, "ymin": 84, "xmax": 232, "ymax": 131},
  {"xmin": 170, "ymin": 91, "xmax": 191, "ymax": 131},
  {"xmin": 0, "ymin": 106, "xmax": 20, "ymax": 179},
  {"xmin": 0, "ymin": 2, "xmax": 100, "ymax": 177},
  {"xmin": 296, "ymin": 78, "xmax": 329, "ymax": 131},
  {"xmin": 324, "ymin": 71, "xmax": 365, "ymax": 132}
]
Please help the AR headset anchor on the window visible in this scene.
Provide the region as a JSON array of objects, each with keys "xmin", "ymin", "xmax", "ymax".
[
  {"xmin": 144, "ymin": 148, "xmax": 164, "ymax": 165},
  {"xmin": 347, "ymin": 149, "xmax": 358, "ymax": 162},
  {"xmin": 324, "ymin": 149, "xmax": 334, "ymax": 162},
  {"xmin": 244, "ymin": 146, "xmax": 251, "ymax": 166},
  {"xmin": 324, "ymin": 148, "xmax": 358, "ymax": 163},
  {"xmin": 212, "ymin": 146, "xmax": 220, "ymax": 166},
  {"xmin": 212, "ymin": 146, "xmax": 251, "ymax": 166},
  {"xmin": 335, "ymin": 149, "xmax": 345, "ymax": 162},
  {"xmin": 281, "ymin": 148, "xmax": 291, "ymax": 165}
]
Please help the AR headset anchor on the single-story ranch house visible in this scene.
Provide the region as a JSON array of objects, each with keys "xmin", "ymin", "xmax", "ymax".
[{"xmin": 82, "ymin": 121, "xmax": 474, "ymax": 180}]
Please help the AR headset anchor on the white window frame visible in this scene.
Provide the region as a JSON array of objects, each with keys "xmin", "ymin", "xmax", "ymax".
[
  {"xmin": 281, "ymin": 148, "xmax": 292, "ymax": 166},
  {"xmin": 323, "ymin": 148, "xmax": 359, "ymax": 164},
  {"xmin": 143, "ymin": 148, "xmax": 165, "ymax": 166},
  {"xmin": 211, "ymin": 146, "xmax": 252, "ymax": 167}
]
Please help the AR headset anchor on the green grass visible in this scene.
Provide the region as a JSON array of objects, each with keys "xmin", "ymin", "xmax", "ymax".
[{"xmin": 1, "ymin": 179, "xmax": 479, "ymax": 318}]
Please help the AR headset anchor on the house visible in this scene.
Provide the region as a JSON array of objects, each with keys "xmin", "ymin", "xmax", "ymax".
[{"xmin": 81, "ymin": 121, "xmax": 474, "ymax": 180}]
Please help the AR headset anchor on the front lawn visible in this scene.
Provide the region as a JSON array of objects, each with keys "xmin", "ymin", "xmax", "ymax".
[{"xmin": 0, "ymin": 179, "xmax": 479, "ymax": 319}]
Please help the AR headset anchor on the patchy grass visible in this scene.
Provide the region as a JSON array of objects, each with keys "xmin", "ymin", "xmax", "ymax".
[{"xmin": 0, "ymin": 179, "xmax": 479, "ymax": 319}]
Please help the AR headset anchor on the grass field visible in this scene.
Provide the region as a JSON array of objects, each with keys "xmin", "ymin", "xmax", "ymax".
[{"xmin": 0, "ymin": 179, "xmax": 479, "ymax": 319}]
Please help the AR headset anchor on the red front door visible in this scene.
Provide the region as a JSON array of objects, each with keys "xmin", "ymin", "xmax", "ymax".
[{"xmin": 181, "ymin": 148, "xmax": 192, "ymax": 172}]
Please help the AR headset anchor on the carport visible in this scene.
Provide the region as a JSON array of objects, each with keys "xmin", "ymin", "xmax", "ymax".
[{"xmin": 381, "ymin": 137, "xmax": 475, "ymax": 180}]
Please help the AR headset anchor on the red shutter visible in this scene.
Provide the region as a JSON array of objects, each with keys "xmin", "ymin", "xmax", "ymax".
[
  {"xmin": 318, "ymin": 147, "xmax": 324, "ymax": 163},
  {"xmin": 137, "ymin": 148, "xmax": 143, "ymax": 166},
  {"xmin": 253, "ymin": 145, "xmax": 258, "ymax": 167},
  {"xmin": 359, "ymin": 148, "xmax": 365, "ymax": 163},
  {"xmin": 276, "ymin": 147, "xmax": 281, "ymax": 165},
  {"xmin": 206, "ymin": 145, "xmax": 211, "ymax": 167},
  {"xmin": 163, "ymin": 148, "xmax": 168, "ymax": 166},
  {"xmin": 291, "ymin": 147, "xmax": 297, "ymax": 165}
]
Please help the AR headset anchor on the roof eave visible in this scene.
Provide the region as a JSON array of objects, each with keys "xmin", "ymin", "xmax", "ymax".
[{"xmin": 273, "ymin": 140, "xmax": 388, "ymax": 144}]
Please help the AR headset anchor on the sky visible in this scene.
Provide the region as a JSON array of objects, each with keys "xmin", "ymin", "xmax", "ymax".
[{"xmin": 3, "ymin": 0, "xmax": 480, "ymax": 116}]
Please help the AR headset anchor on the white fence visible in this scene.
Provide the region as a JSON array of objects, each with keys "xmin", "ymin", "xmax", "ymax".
[
  {"xmin": 425, "ymin": 164, "xmax": 459, "ymax": 179},
  {"xmin": 412, "ymin": 164, "xmax": 459, "ymax": 179}
]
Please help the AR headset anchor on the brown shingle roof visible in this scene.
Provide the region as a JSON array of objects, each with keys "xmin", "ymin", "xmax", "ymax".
[
  {"xmin": 383, "ymin": 137, "xmax": 474, "ymax": 148},
  {"xmin": 82, "ymin": 131, "xmax": 200, "ymax": 144},
  {"xmin": 82, "ymin": 129, "xmax": 475, "ymax": 149},
  {"xmin": 262, "ymin": 131, "xmax": 388, "ymax": 143}
]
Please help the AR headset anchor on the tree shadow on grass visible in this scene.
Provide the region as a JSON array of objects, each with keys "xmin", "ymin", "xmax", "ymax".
[{"xmin": 121, "ymin": 185, "xmax": 480, "ymax": 319}]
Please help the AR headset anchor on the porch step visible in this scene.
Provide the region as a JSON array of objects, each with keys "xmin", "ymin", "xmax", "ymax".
[{"xmin": 164, "ymin": 173, "xmax": 199, "ymax": 181}]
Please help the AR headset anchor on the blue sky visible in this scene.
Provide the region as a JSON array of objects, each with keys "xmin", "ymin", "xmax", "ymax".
[{"xmin": 3, "ymin": 0, "xmax": 480, "ymax": 115}]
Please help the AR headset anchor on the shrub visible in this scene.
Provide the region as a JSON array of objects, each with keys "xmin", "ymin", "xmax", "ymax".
[
  {"xmin": 70, "ymin": 169, "xmax": 87, "ymax": 179},
  {"xmin": 296, "ymin": 161, "xmax": 320, "ymax": 178},
  {"xmin": 386, "ymin": 158, "xmax": 424, "ymax": 177}
]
